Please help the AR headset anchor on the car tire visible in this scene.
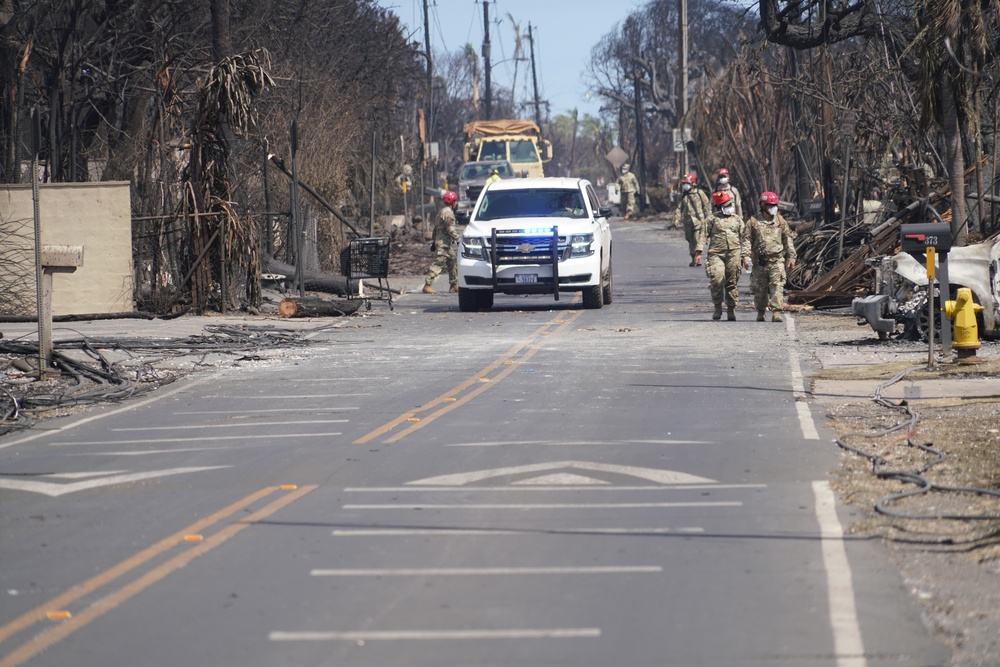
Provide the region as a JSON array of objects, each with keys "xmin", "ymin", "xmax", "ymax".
[
  {"xmin": 602, "ymin": 255, "xmax": 613, "ymax": 304},
  {"xmin": 582, "ymin": 255, "xmax": 605, "ymax": 309},
  {"xmin": 458, "ymin": 288, "xmax": 493, "ymax": 312}
]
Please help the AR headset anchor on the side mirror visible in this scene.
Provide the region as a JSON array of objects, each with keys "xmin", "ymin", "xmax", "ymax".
[{"xmin": 599, "ymin": 207, "xmax": 613, "ymax": 218}]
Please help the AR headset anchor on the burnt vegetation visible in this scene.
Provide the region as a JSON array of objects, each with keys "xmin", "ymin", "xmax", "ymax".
[{"xmin": 1, "ymin": 0, "xmax": 998, "ymax": 314}]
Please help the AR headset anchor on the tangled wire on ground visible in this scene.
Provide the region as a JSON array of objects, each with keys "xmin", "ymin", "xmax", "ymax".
[
  {"xmin": 836, "ymin": 366, "xmax": 1000, "ymax": 544},
  {"xmin": 0, "ymin": 324, "xmax": 319, "ymax": 436}
]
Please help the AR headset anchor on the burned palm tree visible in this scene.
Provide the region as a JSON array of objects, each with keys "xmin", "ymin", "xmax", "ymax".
[
  {"xmin": 913, "ymin": 0, "xmax": 997, "ymax": 245},
  {"xmin": 187, "ymin": 49, "xmax": 273, "ymax": 313}
]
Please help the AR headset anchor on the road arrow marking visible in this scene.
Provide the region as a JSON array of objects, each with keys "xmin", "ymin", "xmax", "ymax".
[
  {"xmin": 0, "ymin": 467, "xmax": 230, "ymax": 497},
  {"xmin": 406, "ymin": 461, "xmax": 715, "ymax": 486},
  {"xmin": 511, "ymin": 473, "xmax": 610, "ymax": 485}
]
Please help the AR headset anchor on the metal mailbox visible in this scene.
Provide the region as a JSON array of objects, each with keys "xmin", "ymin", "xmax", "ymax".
[{"xmin": 900, "ymin": 222, "xmax": 953, "ymax": 255}]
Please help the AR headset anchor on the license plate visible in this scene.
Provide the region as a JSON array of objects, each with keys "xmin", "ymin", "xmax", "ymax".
[{"xmin": 515, "ymin": 274, "xmax": 538, "ymax": 284}]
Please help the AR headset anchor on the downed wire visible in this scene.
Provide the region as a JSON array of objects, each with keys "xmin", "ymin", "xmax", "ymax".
[
  {"xmin": 835, "ymin": 365, "xmax": 1000, "ymax": 525},
  {"xmin": 0, "ymin": 385, "xmax": 32, "ymax": 436}
]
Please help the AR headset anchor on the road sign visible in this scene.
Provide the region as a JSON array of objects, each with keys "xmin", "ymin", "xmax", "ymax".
[
  {"xmin": 672, "ymin": 128, "xmax": 692, "ymax": 153},
  {"xmin": 605, "ymin": 147, "xmax": 629, "ymax": 170}
]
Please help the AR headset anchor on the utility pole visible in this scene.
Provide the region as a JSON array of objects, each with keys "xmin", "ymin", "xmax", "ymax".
[
  {"xmin": 423, "ymin": 0, "xmax": 433, "ymax": 212},
  {"xmin": 290, "ymin": 119, "xmax": 303, "ymax": 296},
  {"xmin": 483, "ymin": 1, "xmax": 492, "ymax": 120},
  {"xmin": 632, "ymin": 69, "xmax": 646, "ymax": 212},
  {"xmin": 677, "ymin": 0, "xmax": 689, "ymax": 176},
  {"xmin": 528, "ymin": 23, "xmax": 542, "ymax": 127},
  {"xmin": 568, "ymin": 108, "xmax": 578, "ymax": 177},
  {"xmin": 423, "ymin": 0, "xmax": 433, "ymax": 142}
]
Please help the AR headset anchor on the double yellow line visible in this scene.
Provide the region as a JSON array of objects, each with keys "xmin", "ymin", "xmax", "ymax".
[
  {"xmin": 354, "ymin": 310, "xmax": 585, "ymax": 445},
  {"xmin": 0, "ymin": 485, "xmax": 315, "ymax": 667}
]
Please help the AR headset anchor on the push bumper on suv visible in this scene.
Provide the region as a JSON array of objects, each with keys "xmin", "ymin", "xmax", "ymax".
[{"xmin": 458, "ymin": 225, "xmax": 599, "ymax": 297}]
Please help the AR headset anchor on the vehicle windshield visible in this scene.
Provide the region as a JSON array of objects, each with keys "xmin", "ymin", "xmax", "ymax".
[
  {"xmin": 509, "ymin": 140, "xmax": 538, "ymax": 163},
  {"xmin": 461, "ymin": 162, "xmax": 514, "ymax": 180},
  {"xmin": 475, "ymin": 188, "xmax": 588, "ymax": 221},
  {"xmin": 479, "ymin": 141, "xmax": 506, "ymax": 161}
]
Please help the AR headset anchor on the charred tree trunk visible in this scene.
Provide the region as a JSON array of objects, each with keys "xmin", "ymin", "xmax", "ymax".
[
  {"xmin": 265, "ymin": 255, "xmax": 356, "ymax": 296},
  {"xmin": 941, "ymin": 73, "xmax": 966, "ymax": 244},
  {"xmin": 278, "ymin": 296, "xmax": 361, "ymax": 318}
]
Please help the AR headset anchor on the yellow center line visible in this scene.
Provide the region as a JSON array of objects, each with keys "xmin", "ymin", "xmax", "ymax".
[
  {"xmin": 354, "ymin": 310, "xmax": 584, "ymax": 445},
  {"xmin": 0, "ymin": 485, "xmax": 315, "ymax": 667}
]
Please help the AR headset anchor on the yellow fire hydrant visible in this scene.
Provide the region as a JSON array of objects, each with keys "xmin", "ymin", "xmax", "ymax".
[{"xmin": 944, "ymin": 287, "xmax": 984, "ymax": 359}]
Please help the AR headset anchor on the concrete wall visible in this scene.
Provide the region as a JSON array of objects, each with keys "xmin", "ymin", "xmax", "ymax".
[{"xmin": 0, "ymin": 182, "xmax": 133, "ymax": 315}]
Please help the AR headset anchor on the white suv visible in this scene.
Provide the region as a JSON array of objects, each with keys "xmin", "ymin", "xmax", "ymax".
[{"xmin": 457, "ymin": 177, "xmax": 613, "ymax": 312}]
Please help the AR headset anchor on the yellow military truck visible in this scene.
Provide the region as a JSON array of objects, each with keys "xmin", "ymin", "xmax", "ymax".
[{"xmin": 463, "ymin": 120, "xmax": 552, "ymax": 179}]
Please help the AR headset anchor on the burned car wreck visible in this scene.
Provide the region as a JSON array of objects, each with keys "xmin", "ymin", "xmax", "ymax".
[{"xmin": 851, "ymin": 237, "xmax": 1000, "ymax": 341}]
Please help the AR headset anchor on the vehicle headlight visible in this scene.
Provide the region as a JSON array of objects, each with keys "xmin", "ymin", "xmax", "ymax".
[
  {"xmin": 461, "ymin": 236, "xmax": 486, "ymax": 260},
  {"xmin": 570, "ymin": 233, "xmax": 595, "ymax": 257}
]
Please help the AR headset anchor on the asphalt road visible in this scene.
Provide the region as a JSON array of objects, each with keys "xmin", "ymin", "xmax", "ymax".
[{"xmin": 0, "ymin": 221, "xmax": 949, "ymax": 666}]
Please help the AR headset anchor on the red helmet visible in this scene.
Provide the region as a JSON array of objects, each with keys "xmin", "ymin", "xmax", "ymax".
[
  {"xmin": 712, "ymin": 190, "xmax": 732, "ymax": 206},
  {"xmin": 442, "ymin": 190, "xmax": 458, "ymax": 205},
  {"xmin": 759, "ymin": 191, "xmax": 779, "ymax": 206},
  {"xmin": 717, "ymin": 168, "xmax": 729, "ymax": 177},
  {"xmin": 680, "ymin": 173, "xmax": 696, "ymax": 184}
]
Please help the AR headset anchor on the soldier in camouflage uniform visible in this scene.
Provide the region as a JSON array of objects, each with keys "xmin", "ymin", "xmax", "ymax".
[
  {"xmin": 746, "ymin": 191, "xmax": 797, "ymax": 322},
  {"xmin": 696, "ymin": 190, "xmax": 750, "ymax": 321},
  {"xmin": 616, "ymin": 163, "xmax": 640, "ymax": 219},
  {"xmin": 714, "ymin": 167, "xmax": 743, "ymax": 220},
  {"xmin": 423, "ymin": 190, "xmax": 461, "ymax": 294},
  {"xmin": 673, "ymin": 173, "xmax": 711, "ymax": 267}
]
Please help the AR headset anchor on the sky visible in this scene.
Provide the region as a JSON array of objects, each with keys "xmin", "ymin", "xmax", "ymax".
[{"xmin": 373, "ymin": 0, "xmax": 645, "ymax": 119}]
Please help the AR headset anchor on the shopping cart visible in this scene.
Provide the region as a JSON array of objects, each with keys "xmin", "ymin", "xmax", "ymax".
[{"xmin": 340, "ymin": 237, "xmax": 393, "ymax": 310}]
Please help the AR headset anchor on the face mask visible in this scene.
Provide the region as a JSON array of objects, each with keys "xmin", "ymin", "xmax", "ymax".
[
  {"xmin": 766, "ymin": 205, "xmax": 778, "ymax": 216},
  {"xmin": 718, "ymin": 177, "xmax": 729, "ymax": 185},
  {"xmin": 722, "ymin": 205, "xmax": 735, "ymax": 216},
  {"xmin": 682, "ymin": 183, "xmax": 691, "ymax": 192}
]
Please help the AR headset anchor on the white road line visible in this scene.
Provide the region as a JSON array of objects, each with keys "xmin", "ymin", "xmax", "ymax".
[
  {"xmin": 0, "ymin": 466, "xmax": 229, "ymax": 497},
  {"xmin": 331, "ymin": 527, "xmax": 705, "ymax": 536},
  {"xmin": 265, "ymin": 378, "xmax": 387, "ymax": 383},
  {"xmin": 269, "ymin": 628, "xmax": 602, "ymax": 641},
  {"xmin": 344, "ymin": 484, "xmax": 764, "ymax": 492},
  {"xmin": 0, "ymin": 373, "xmax": 217, "ymax": 450},
  {"xmin": 789, "ymin": 350, "xmax": 820, "ymax": 440},
  {"xmin": 205, "ymin": 394, "xmax": 368, "ymax": 399},
  {"xmin": 813, "ymin": 481, "xmax": 867, "ymax": 667},
  {"xmin": 447, "ymin": 439, "xmax": 710, "ymax": 447},
  {"xmin": 111, "ymin": 419, "xmax": 348, "ymax": 431},
  {"xmin": 311, "ymin": 566, "xmax": 662, "ymax": 576},
  {"xmin": 174, "ymin": 407, "xmax": 359, "ymax": 415},
  {"xmin": 38, "ymin": 471, "xmax": 127, "ymax": 478},
  {"xmin": 49, "ymin": 432, "xmax": 342, "ymax": 445},
  {"xmin": 344, "ymin": 502, "xmax": 741, "ymax": 510},
  {"xmin": 81, "ymin": 448, "xmax": 220, "ymax": 456}
]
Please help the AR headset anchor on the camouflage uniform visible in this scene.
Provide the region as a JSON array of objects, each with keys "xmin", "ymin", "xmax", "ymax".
[
  {"xmin": 424, "ymin": 204, "xmax": 460, "ymax": 289},
  {"xmin": 714, "ymin": 182, "xmax": 743, "ymax": 220},
  {"xmin": 698, "ymin": 209, "xmax": 750, "ymax": 316},
  {"xmin": 746, "ymin": 213, "xmax": 797, "ymax": 318},
  {"xmin": 673, "ymin": 187, "xmax": 711, "ymax": 263},
  {"xmin": 617, "ymin": 170, "xmax": 640, "ymax": 219}
]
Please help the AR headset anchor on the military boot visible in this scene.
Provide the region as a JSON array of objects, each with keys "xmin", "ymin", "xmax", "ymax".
[
  {"xmin": 449, "ymin": 284, "xmax": 459, "ymax": 293},
  {"xmin": 422, "ymin": 284, "xmax": 436, "ymax": 294},
  {"xmin": 727, "ymin": 305, "xmax": 736, "ymax": 321},
  {"xmin": 712, "ymin": 304, "xmax": 723, "ymax": 320},
  {"xmin": 772, "ymin": 312, "xmax": 784, "ymax": 322},
  {"xmin": 757, "ymin": 310, "xmax": 766, "ymax": 322}
]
